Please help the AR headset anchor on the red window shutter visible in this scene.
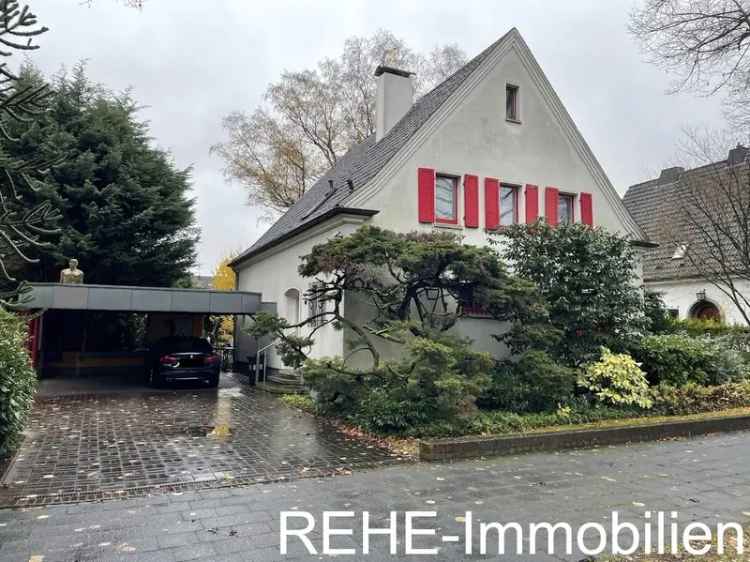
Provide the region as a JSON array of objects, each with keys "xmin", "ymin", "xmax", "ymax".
[
  {"xmin": 464, "ymin": 174, "xmax": 479, "ymax": 228},
  {"xmin": 485, "ymin": 177, "xmax": 499, "ymax": 230},
  {"xmin": 417, "ymin": 168, "xmax": 435, "ymax": 223},
  {"xmin": 525, "ymin": 184, "xmax": 539, "ymax": 223},
  {"xmin": 545, "ymin": 186, "xmax": 559, "ymax": 225},
  {"xmin": 580, "ymin": 192, "xmax": 593, "ymax": 226}
]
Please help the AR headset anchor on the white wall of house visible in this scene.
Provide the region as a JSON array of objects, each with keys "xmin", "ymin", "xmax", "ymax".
[
  {"xmin": 235, "ymin": 217, "xmax": 368, "ymax": 369},
  {"xmin": 340, "ymin": 42, "xmax": 643, "ymax": 364},
  {"xmin": 357, "ymin": 44, "xmax": 638, "ymax": 245},
  {"xmin": 646, "ymin": 278, "xmax": 750, "ymax": 326},
  {"xmin": 235, "ymin": 34, "xmax": 644, "ymax": 369}
]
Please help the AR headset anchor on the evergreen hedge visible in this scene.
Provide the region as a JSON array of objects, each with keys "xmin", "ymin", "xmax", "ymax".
[{"xmin": 0, "ymin": 309, "xmax": 37, "ymax": 457}]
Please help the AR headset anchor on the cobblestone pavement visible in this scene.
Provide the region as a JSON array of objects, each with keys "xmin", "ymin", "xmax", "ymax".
[
  {"xmin": 0, "ymin": 375, "xmax": 402, "ymax": 507},
  {"xmin": 1, "ymin": 430, "xmax": 749, "ymax": 561}
]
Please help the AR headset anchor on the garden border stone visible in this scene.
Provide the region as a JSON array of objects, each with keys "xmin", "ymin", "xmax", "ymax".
[{"xmin": 419, "ymin": 413, "xmax": 750, "ymax": 461}]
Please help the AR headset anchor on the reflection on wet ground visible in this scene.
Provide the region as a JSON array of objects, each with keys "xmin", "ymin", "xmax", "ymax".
[{"xmin": 0, "ymin": 374, "xmax": 405, "ymax": 506}]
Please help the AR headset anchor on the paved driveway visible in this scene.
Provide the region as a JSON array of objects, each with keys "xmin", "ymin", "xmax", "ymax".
[
  {"xmin": 1, "ymin": 430, "xmax": 749, "ymax": 561},
  {"xmin": 0, "ymin": 374, "xmax": 402, "ymax": 507}
]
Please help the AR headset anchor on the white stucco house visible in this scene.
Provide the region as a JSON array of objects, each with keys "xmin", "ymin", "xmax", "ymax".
[
  {"xmin": 231, "ymin": 29, "xmax": 648, "ymax": 372},
  {"xmin": 623, "ymin": 145, "xmax": 750, "ymax": 325}
]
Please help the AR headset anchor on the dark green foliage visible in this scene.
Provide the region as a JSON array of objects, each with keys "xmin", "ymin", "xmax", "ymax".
[
  {"xmin": 495, "ymin": 222, "xmax": 648, "ymax": 365},
  {"xmin": 666, "ymin": 317, "xmax": 750, "ymax": 337},
  {"xmin": 246, "ymin": 312, "xmax": 312, "ymax": 369},
  {"xmin": 304, "ymin": 335, "xmax": 492, "ymax": 433},
  {"xmin": 0, "ymin": 309, "xmax": 37, "ymax": 456},
  {"xmin": 480, "ymin": 350, "xmax": 578, "ymax": 413},
  {"xmin": 0, "ymin": 2, "xmax": 61, "ymax": 306},
  {"xmin": 643, "ymin": 289, "xmax": 673, "ymax": 334},
  {"xmin": 633, "ymin": 333, "xmax": 749, "ymax": 386},
  {"xmin": 247, "ymin": 225, "xmax": 543, "ymax": 431},
  {"xmin": 298, "ymin": 225, "xmax": 542, "ymax": 343},
  {"xmin": 5, "ymin": 64, "xmax": 198, "ymax": 286}
]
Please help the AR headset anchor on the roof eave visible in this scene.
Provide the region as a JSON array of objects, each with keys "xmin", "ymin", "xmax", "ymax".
[
  {"xmin": 229, "ymin": 207, "xmax": 379, "ymax": 270},
  {"xmin": 629, "ymin": 239, "xmax": 659, "ymax": 249}
]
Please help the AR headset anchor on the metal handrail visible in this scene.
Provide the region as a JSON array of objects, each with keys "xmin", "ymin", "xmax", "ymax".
[{"xmin": 254, "ymin": 340, "xmax": 277, "ymax": 384}]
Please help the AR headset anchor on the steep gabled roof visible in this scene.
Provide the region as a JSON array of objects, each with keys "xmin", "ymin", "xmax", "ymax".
[
  {"xmin": 233, "ymin": 28, "xmax": 647, "ymax": 267},
  {"xmin": 623, "ymin": 148, "xmax": 750, "ymax": 282},
  {"xmin": 230, "ymin": 30, "xmax": 513, "ymax": 267}
]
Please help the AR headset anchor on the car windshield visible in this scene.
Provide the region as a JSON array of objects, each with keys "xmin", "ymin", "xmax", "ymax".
[{"xmin": 157, "ymin": 337, "xmax": 212, "ymax": 354}]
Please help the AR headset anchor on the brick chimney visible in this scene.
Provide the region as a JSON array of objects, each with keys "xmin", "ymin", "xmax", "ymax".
[
  {"xmin": 375, "ymin": 65, "xmax": 414, "ymax": 142},
  {"xmin": 658, "ymin": 166, "xmax": 684, "ymax": 183},
  {"xmin": 728, "ymin": 144, "xmax": 749, "ymax": 166}
]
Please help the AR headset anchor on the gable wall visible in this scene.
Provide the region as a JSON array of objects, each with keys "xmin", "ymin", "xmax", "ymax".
[{"xmin": 364, "ymin": 46, "xmax": 632, "ymax": 243}]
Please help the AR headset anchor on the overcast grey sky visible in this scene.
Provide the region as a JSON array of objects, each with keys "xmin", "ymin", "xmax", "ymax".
[{"xmin": 28, "ymin": 0, "xmax": 725, "ymax": 274}]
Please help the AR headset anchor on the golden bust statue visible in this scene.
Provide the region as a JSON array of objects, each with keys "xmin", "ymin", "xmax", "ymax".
[{"xmin": 59, "ymin": 258, "xmax": 84, "ymax": 284}]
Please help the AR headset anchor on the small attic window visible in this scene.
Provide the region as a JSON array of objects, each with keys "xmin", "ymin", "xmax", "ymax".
[
  {"xmin": 506, "ymin": 84, "xmax": 520, "ymax": 122},
  {"xmin": 672, "ymin": 244, "xmax": 688, "ymax": 260}
]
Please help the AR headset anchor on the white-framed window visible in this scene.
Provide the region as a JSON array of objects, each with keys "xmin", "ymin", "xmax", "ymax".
[
  {"xmin": 500, "ymin": 184, "xmax": 519, "ymax": 226},
  {"xmin": 558, "ymin": 193, "xmax": 575, "ymax": 225},
  {"xmin": 435, "ymin": 174, "xmax": 459, "ymax": 224},
  {"xmin": 506, "ymin": 84, "xmax": 520, "ymax": 122}
]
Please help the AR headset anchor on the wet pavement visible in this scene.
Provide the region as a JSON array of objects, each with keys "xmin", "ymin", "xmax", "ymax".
[
  {"xmin": 0, "ymin": 374, "xmax": 403, "ymax": 507},
  {"xmin": 1, "ymin": 430, "xmax": 749, "ymax": 560}
]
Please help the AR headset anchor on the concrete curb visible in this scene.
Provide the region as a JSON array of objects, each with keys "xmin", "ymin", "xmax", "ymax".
[{"xmin": 419, "ymin": 413, "xmax": 750, "ymax": 461}]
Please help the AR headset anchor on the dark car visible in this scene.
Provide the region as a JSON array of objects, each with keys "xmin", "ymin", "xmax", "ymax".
[{"xmin": 146, "ymin": 336, "xmax": 221, "ymax": 387}]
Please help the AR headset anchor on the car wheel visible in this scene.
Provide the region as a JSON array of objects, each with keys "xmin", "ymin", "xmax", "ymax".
[{"xmin": 207, "ymin": 373, "xmax": 219, "ymax": 388}]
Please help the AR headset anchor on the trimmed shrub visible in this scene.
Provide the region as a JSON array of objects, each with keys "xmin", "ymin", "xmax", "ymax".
[
  {"xmin": 633, "ymin": 334, "xmax": 750, "ymax": 386},
  {"xmin": 303, "ymin": 335, "xmax": 492, "ymax": 433},
  {"xmin": 481, "ymin": 350, "xmax": 578, "ymax": 413},
  {"xmin": 667, "ymin": 317, "xmax": 750, "ymax": 337},
  {"xmin": 301, "ymin": 357, "xmax": 366, "ymax": 416},
  {"xmin": 578, "ymin": 348, "xmax": 652, "ymax": 408},
  {"xmin": 650, "ymin": 382, "xmax": 750, "ymax": 415},
  {"xmin": 0, "ymin": 310, "xmax": 37, "ymax": 457},
  {"xmin": 643, "ymin": 289, "xmax": 673, "ymax": 334}
]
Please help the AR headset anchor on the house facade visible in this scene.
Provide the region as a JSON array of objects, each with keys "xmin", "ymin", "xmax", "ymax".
[
  {"xmin": 231, "ymin": 29, "xmax": 647, "ymax": 370},
  {"xmin": 623, "ymin": 146, "xmax": 750, "ymax": 325}
]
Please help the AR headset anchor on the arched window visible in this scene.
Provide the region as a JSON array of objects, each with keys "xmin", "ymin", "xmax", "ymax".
[
  {"xmin": 689, "ymin": 300, "xmax": 721, "ymax": 322},
  {"xmin": 284, "ymin": 288, "xmax": 300, "ymax": 325}
]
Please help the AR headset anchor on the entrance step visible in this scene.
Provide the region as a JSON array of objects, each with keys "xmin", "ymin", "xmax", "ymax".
[
  {"xmin": 256, "ymin": 381, "xmax": 305, "ymax": 395},
  {"xmin": 268, "ymin": 372, "xmax": 302, "ymax": 385}
]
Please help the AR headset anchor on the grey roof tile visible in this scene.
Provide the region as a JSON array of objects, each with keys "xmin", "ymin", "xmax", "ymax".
[
  {"xmin": 623, "ymin": 156, "xmax": 749, "ymax": 282},
  {"xmin": 231, "ymin": 30, "xmax": 514, "ymax": 266}
]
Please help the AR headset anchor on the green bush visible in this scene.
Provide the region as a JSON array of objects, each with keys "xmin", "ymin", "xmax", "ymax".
[
  {"xmin": 301, "ymin": 357, "xmax": 367, "ymax": 416},
  {"xmin": 481, "ymin": 350, "xmax": 578, "ymax": 413},
  {"xmin": 666, "ymin": 317, "xmax": 750, "ymax": 337},
  {"xmin": 643, "ymin": 290, "xmax": 673, "ymax": 334},
  {"xmin": 0, "ymin": 310, "xmax": 37, "ymax": 457},
  {"xmin": 650, "ymin": 382, "xmax": 750, "ymax": 415},
  {"xmin": 579, "ymin": 348, "xmax": 652, "ymax": 408},
  {"xmin": 407, "ymin": 400, "xmax": 647, "ymax": 438},
  {"xmin": 303, "ymin": 335, "xmax": 492, "ymax": 433},
  {"xmin": 279, "ymin": 393, "xmax": 316, "ymax": 414},
  {"xmin": 496, "ymin": 221, "xmax": 649, "ymax": 365},
  {"xmin": 633, "ymin": 334, "xmax": 749, "ymax": 386}
]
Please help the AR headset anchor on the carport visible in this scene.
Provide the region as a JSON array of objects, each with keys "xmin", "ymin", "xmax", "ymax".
[{"xmin": 18, "ymin": 283, "xmax": 265, "ymax": 379}]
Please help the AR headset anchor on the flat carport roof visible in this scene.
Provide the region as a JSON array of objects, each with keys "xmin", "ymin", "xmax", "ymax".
[{"xmin": 19, "ymin": 283, "xmax": 262, "ymax": 314}]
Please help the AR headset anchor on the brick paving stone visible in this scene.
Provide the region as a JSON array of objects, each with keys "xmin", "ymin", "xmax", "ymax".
[
  {"xmin": 0, "ymin": 374, "xmax": 404, "ymax": 507},
  {"xmin": 0, "ymin": 426, "xmax": 750, "ymax": 562},
  {"xmin": 3, "ymin": 411, "xmax": 750, "ymax": 560}
]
